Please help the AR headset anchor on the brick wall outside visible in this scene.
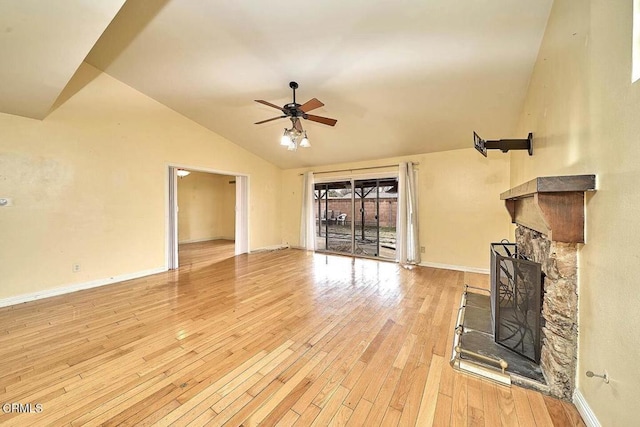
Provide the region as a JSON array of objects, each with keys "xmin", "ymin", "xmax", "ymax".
[{"xmin": 315, "ymin": 198, "xmax": 397, "ymax": 228}]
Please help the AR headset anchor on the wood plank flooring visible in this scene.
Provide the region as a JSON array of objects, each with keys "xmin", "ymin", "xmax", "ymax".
[
  {"xmin": 178, "ymin": 240, "xmax": 236, "ymax": 268},
  {"xmin": 0, "ymin": 245, "xmax": 585, "ymax": 426}
]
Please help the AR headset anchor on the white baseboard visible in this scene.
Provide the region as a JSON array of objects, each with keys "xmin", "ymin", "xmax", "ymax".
[
  {"xmin": 0, "ymin": 267, "xmax": 167, "ymax": 308},
  {"xmin": 574, "ymin": 389, "xmax": 601, "ymax": 427},
  {"xmin": 418, "ymin": 261, "xmax": 489, "ymax": 274},
  {"xmin": 178, "ymin": 237, "xmax": 235, "ymax": 244}
]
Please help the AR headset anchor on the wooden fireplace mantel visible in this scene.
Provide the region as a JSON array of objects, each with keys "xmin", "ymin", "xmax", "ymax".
[{"xmin": 500, "ymin": 175, "xmax": 596, "ymax": 243}]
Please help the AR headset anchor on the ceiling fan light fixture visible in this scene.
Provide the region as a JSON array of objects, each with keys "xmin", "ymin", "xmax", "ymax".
[
  {"xmin": 176, "ymin": 169, "xmax": 190, "ymax": 177},
  {"xmin": 281, "ymin": 129, "xmax": 293, "ymax": 146},
  {"xmin": 299, "ymin": 131, "xmax": 310, "ymax": 148}
]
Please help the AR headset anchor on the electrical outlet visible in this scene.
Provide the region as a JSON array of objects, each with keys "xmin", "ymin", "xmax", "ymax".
[
  {"xmin": 72, "ymin": 263, "xmax": 81, "ymax": 273},
  {"xmin": 0, "ymin": 198, "xmax": 13, "ymax": 207},
  {"xmin": 420, "ymin": 246, "xmax": 425, "ymax": 253}
]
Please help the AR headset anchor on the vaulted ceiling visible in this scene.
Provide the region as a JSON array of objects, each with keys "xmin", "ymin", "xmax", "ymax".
[
  {"xmin": 1, "ymin": 0, "xmax": 553, "ymax": 169},
  {"xmin": 0, "ymin": 0, "xmax": 126, "ymax": 119}
]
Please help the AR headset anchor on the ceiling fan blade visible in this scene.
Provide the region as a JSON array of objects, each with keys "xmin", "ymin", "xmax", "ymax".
[
  {"xmin": 305, "ymin": 114, "xmax": 338, "ymax": 126},
  {"xmin": 255, "ymin": 100, "xmax": 286, "ymax": 112},
  {"xmin": 255, "ymin": 115, "xmax": 286, "ymax": 124},
  {"xmin": 299, "ymin": 98, "xmax": 324, "ymax": 113},
  {"xmin": 293, "ymin": 118, "xmax": 303, "ymax": 132}
]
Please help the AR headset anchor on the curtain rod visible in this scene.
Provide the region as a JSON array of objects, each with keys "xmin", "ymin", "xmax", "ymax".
[{"xmin": 299, "ymin": 162, "xmax": 419, "ymax": 176}]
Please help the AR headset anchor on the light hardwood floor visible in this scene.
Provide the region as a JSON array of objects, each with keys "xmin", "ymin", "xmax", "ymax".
[
  {"xmin": 0, "ymin": 246, "xmax": 585, "ymax": 426},
  {"xmin": 179, "ymin": 240, "xmax": 236, "ymax": 268}
]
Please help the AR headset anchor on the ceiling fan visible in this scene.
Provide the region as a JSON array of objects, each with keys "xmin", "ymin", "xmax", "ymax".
[{"xmin": 254, "ymin": 81, "xmax": 337, "ymax": 132}]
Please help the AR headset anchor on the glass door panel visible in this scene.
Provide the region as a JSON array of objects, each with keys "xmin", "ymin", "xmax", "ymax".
[
  {"xmin": 378, "ymin": 181, "xmax": 398, "ymax": 260},
  {"xmin": 354, "ymin": 180, "xmax": 379, "ymax": 257},
  {"xmin": 315, "ymin": 181, "xmax": 352, "ymax": 254}
]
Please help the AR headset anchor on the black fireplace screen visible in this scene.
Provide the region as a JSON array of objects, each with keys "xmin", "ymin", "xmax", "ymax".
[{"xmin": 490, "ymin": 242, "xmax": 542, "ymax": 363}]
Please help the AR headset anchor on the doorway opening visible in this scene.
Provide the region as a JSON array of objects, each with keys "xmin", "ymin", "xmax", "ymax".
[
  {"xmin": 315, "ymin": 176, "xmax": 398, "ymax": 260},
  {"xmin": 166, "ymin": 166, "xmax": 249, "ymax": 270}
]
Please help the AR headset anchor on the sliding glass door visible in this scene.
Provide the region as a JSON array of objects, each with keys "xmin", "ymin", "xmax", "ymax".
[
  {"xmin": 315, "ymin": 181, "xmax": 353, "ymax": 255},
  {"xmin": 315, "ymin": 177, "xmax": 397, "ymax": 260}
]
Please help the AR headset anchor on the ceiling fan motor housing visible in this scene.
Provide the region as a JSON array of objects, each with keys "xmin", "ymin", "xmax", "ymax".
[{"xmin": 284, "ymin": 103, "xmax": 304, "ymax": 117}]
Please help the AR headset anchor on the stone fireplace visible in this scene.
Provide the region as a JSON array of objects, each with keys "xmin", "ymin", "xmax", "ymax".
[
  {"xmin": 451, "ymin": 175, "xmax": 595, "ymax": 399},
  {"xmin": 514, "ymin": 226, "xmax": 577, "ymax": 399},
  {"xmin": 501, "ymin": 175, "xmax": 595, "ymax": 400}
]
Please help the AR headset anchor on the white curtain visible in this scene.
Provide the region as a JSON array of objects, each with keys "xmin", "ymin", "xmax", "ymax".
[
  {"xmin": 300, "ymin": 172, "xmax": 316, "ymax": 251},
  {"xmin": 396, "ymin": 162, "xmax": 420, "ymax": 265}
]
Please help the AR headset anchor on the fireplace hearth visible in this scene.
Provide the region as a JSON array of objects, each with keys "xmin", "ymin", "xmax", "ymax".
[
  {"xmin": 451, "ymin": 286, "xmax": 546, "ymax": 387},
  {"xmin": 450, "ymin": 241, "xmax": 547, "ymax": 391}
]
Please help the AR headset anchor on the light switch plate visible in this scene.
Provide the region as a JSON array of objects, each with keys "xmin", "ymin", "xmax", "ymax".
[{"xmin": 0, "ymin": 198, "xmax": 13, "ymax": 207}]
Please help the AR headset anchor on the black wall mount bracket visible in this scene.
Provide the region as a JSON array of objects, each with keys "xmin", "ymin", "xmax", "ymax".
[{"xmin": 474, "ymin": 132, "xmax": 533, "ymax": 157}]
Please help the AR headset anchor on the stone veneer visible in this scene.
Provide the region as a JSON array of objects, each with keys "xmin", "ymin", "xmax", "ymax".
[{"xmin": 515, "ymin": 225, "xmax": 578, "ymax": 400}]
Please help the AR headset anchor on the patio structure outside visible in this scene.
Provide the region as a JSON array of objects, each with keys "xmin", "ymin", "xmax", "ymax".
[{"xmin": 315, "ymin": 184, "xmax": 397, "ymax": 259}]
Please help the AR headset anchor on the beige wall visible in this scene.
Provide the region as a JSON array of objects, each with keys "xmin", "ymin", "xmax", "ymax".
[
  {"xmin": 0, "ymin": 63, "xmax": 281, "ymax": 300},
  {"xmin": 281, "ymin": 148, "xmax": 511, "ymax": 270},
  {"xmin": 178, "ymin": 172, "xmax": 235, "ymax": 243},
  {"xmin": 512, "ymin": 1, "xmax": 640, "ymax": 424}
]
